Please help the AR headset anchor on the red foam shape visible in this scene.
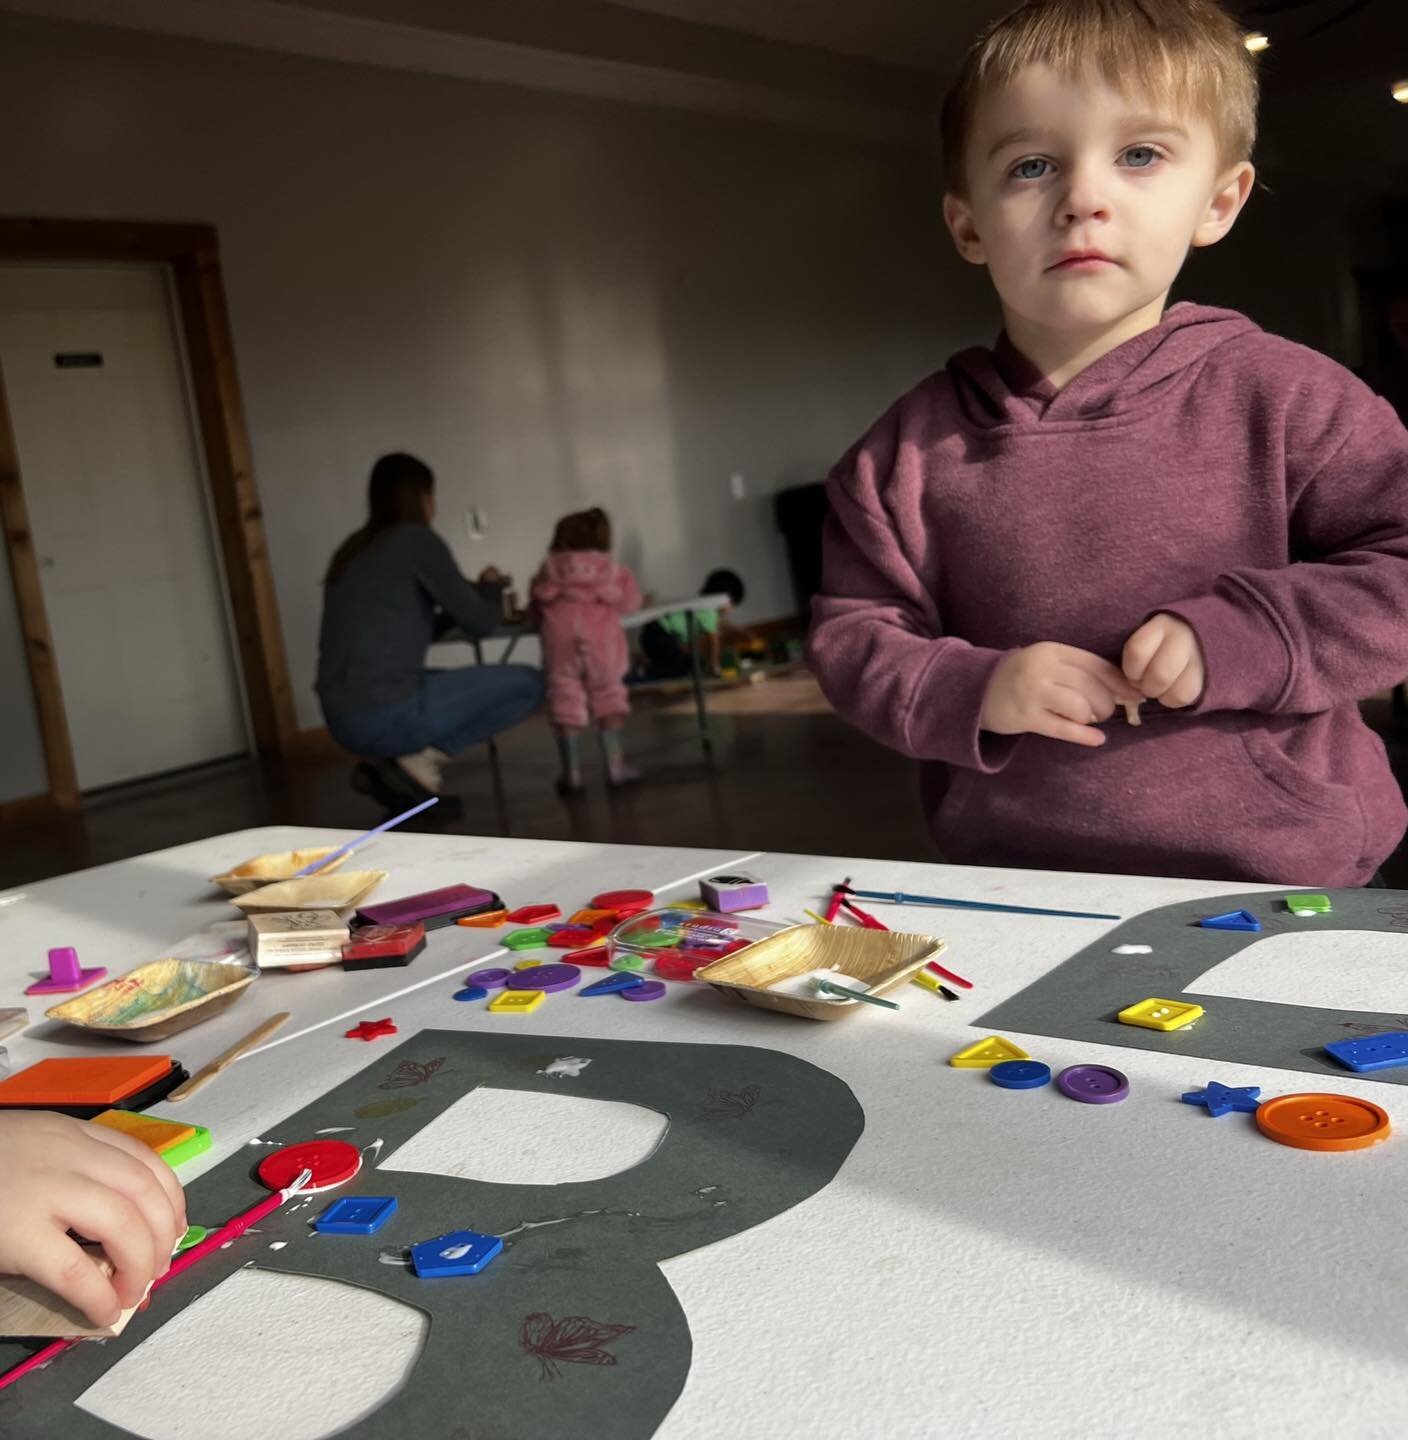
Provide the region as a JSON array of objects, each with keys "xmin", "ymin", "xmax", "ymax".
[
  {"xmin": 507, "ymin": 904, "xmax": 561, "ymax": 924},
  {"xmin": 345, "ymin": 1017, "xmax": 398, "ymax": 1041},
  {"xmin": 548, "ymin": 927, "xmax": 596, "ymax": 949},
  {"xmin": 565, "ymin": 947, "xmax": 614, "ymax": 968}
]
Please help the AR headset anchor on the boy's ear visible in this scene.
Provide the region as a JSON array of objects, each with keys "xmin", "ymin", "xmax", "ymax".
[
  {"xmin": 1191, "ymin": 161, "xmax": 1255, "ymax": 249},
  {"xmin": 942, "ymin": 192, "xmax": 987, "ymax": 265}
]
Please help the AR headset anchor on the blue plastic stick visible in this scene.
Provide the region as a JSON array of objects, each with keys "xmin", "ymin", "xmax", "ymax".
[
  {"xmin": 815, "ymin": 979, "xmax": 900, "ymax": 1010},
  {"xmin": 290, "ymin": 796, "xmax": 440, "ymax": 877},
  {"xmin": 843, "ymin": 887, "xmax": 1119, "ymax": 922}
]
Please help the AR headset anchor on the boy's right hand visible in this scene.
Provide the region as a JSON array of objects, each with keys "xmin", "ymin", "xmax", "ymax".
[
  {"xmin": 980, "ymin": 643, "xmax": 1143, "ymax": 747},
  {"xmin": 0, "ymin": 1111, "xmax": 187, "ymax": 1327}
]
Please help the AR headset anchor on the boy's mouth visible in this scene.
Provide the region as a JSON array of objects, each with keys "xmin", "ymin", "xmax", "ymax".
[{"xmin": 1048, "ymin": 250, "xmax": 1117, "ymax": 272}]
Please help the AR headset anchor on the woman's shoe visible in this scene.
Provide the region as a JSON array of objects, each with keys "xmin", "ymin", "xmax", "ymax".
[{"xmin": 352, "ymin": 758, "xmax": 433, "ymax": 810}]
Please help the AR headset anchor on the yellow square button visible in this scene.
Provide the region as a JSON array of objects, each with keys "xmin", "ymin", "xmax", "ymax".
[
  {"xmin": 1117, "ymin": 997, "xmax": 1203, "ymax": 1032},
  {"xmin": 489, "ymin": 989, "xmax": 546, "ymax": 1014}
]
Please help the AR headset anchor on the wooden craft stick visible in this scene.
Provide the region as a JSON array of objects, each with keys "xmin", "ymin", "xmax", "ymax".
[
  {"xmin": 290, "ymin": 796, "xmax": 439, "ymax": 877},
  {"xmin": 166, "ymin": 1012, "xmax": 290, "ymax": 1102},
  {"xmin": 0, "ymin": 1252, "xmax": 140, "ymax": 1342}
]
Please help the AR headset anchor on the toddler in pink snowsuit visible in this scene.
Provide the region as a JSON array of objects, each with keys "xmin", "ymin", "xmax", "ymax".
[{"xmin": 530, "ymin": 508, "xmax": 642, "ymax": 792}]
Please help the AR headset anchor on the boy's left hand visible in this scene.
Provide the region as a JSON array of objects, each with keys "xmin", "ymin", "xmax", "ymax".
[{"xmin": 1122, "ymin": 614, "xmax": 1206, "ymax": 709}]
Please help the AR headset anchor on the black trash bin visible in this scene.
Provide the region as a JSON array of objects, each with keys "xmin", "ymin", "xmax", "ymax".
[{"xmin": 774, "ymin": 481, "xmax": 829, "ymax": 623}]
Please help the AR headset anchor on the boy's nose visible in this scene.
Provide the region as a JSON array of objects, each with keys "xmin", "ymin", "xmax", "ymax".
[{"xmin": 1056, "ymin": 166, "xmax": 1112, "ymax": 226}]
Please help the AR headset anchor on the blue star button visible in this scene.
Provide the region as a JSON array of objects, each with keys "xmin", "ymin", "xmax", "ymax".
[{"xmin": 1181, "ymin": 1081, "xmax": 1262, "ymax": 1117}]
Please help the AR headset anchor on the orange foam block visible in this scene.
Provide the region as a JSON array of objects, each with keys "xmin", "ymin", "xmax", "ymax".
[
  {"xmin": 456, "ymin": 909, "xmax": 509, "ymax": 929},
  {"xmin": 0, "ymin": 1055, "xmax": 174, "ymax": 1107}
]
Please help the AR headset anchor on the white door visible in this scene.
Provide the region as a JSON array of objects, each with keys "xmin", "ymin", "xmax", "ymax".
[{"xmin": 0, "ymin": 264, "xmax": 248, "ymax": 789}]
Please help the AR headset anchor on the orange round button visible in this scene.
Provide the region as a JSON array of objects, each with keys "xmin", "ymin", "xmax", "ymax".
[{"xmin": 1255, "ymin": 1093, "xmax": 1391, "ymax": 1152}]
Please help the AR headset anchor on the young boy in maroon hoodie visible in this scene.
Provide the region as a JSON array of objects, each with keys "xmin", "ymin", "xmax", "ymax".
[{"xmin": 806, "ymin": 0, "xmax": 1408, "ymax": 886}]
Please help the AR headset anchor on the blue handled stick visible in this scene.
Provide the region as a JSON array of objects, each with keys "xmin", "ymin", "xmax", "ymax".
[
  {"xmin": 842, "ymin": 886, "xmax": 1119, "ymax": 922},
  {"xmin": 291, "ymin": 796, "xmax": 440, "ymax": 877}
]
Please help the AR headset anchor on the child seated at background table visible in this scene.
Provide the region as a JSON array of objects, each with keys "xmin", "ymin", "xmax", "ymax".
[
  {"xmin": 639, "ymin": 569, "xmax": 746, "ymax": 679},
  {"xmin": 806, "ymin": 0, "xmax": 1408, "ymax": 886},
  {"xmin": 530, "ymin": 508, "xmax": 642, "ymax": 793},
  {"xmin": 0, "ymin": 1111, "xmax": 187, "ymax": 1328}
]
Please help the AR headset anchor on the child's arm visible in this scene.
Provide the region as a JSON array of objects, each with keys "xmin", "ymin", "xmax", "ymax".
[
  {"xmin": 529, "ymin": 564, "xmax": 560, "ymax": 608},
  {"xmin": 807, "ymin": 437, "xmax": 1136, "ymax": 762},
  {"xmin": 610, "ymin": 565, "xmax": 642, "ymax": 615},
  {"xmin": 1139, "ymin": 378, "xmax": 1408, "ymax": 715},
  {"xmin": 0, "ymin": 1112, "xmax": 187, "ymax": 1326}
]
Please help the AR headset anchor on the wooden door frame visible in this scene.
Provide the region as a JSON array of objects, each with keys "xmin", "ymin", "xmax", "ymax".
[{"xmin": 0, "ymin": 217, "xmax": 296, "ymax": 811}]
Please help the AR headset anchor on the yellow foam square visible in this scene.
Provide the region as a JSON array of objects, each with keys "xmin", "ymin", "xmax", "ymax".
[
  {"xmin": 489, "ymin": 989, "xmax": 545, "ymax": 1014},
  {"xmin": 91, "ymin": 1109, "xmax": 197, "ymax": 1155},
  {"xmin": 1117, "ymin": 997, "xmax": 1203, "ymax": 1032},
  {"xmin": 949, "ymin": 1036, "xmax": 1031, "ymax": 1068}
]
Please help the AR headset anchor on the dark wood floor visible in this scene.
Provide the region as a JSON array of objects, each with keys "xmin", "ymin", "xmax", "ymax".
[{"xmin": 3, "ymin": 686, "xmax": 1406, "ymax": 890}]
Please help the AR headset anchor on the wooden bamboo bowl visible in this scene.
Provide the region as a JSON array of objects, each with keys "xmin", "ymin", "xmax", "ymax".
[
  {"xmin": 209, "ymin": 848, "xmax": 347, "ymax": 896},
  {"xmin": 696, "ymin": 924, "xmax": 947, "ymax": 1020},
  {"xmin": 46, "ymin": 959, "xmax": 257, "ymax": 1042},
  {"xmin": 230, "ymin": 870, "xmax": 386, "ymax": 914}
]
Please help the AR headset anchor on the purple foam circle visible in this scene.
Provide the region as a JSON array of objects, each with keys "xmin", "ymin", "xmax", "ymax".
[
  {"xmin": 620, "ymin": 980, "xmax": 667, "ymax": 1002},
  {"xmin": 467, "ymin": 966, "xmax": 512, "ymax": 989},
  {"xmin": 1055, "ymin": 1064, "xmax": 1129, "ymax": 1104},
  {"xmin": 507, "ymin": 964, "xmax": 581, "ymax": 993}
]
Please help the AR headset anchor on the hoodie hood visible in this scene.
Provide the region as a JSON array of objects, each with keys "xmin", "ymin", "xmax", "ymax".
[
  {"xmin": 947, "ymin": 302, "xmax": 1260, "ymax": 430},
  {"xmin": 532, "ymin": 548, "xmax": 622, "ymax": 606}
]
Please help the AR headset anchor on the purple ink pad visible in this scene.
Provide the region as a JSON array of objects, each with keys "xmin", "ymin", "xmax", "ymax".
[
  {"xmin": 620, "ymin": 980, "xmax": 667, "ymax": 1002},
  {"xmin": 507, "ymin": 964, "xmax": 581, "ymax": 993},
  {"xmin": 1055, "ymin": 1064, "xmax": 1129, "ymax": 1104},
  {"xmin": 467, "ymin": 967, "xmax": 512, "ymax": 989}
]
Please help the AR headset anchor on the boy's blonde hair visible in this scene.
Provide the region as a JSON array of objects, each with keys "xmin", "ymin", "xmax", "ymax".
[{"xmin": 941, "ymin": 0, "xmax": 1259, "ymax": 196}]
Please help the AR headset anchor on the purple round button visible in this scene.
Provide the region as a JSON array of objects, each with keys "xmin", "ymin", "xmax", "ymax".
[
  {"xmin": 508, "ymin": 964, "xmax": 581, "ymax": 993},
  {"xmin": 1056, "ymin": 1064, "xmax": 1129, "ymax": 1104},
  {"xmin": 467, "ymin": 967, "xmax": 511, "ymax": 989},
  {"xmin": 620, "ymin": 980, "xmax": 667, "ymax": 1002}
]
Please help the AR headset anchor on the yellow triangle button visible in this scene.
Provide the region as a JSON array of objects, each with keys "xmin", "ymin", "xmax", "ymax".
[{"xmin": 949, "ymin": 1036, "xmax": 1032, "ymax": 1068}]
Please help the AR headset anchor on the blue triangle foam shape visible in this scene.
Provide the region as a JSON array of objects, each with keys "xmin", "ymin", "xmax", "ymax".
[{"xmin": 1199, "ymin": 909, "xmax": 1261, "ymax": 932}]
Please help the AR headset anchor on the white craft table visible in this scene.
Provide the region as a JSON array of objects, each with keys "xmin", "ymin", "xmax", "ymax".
[
  {"xmin": 0, "ymin": 829, "xmax": 758, "ymax": 1086},
  {"xmin": 2, "ymin": 834, "xmax": 1405, "ymax": 1440}
]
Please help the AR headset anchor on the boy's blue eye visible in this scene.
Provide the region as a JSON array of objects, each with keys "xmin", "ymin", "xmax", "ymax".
[
  {"xmin": 1011, "ymin": 157, "xmax": 1051, "ymax": 181},
  {"xmin": 1121, "ymin": 146, "xmax": 1158, "ymax": 168}
]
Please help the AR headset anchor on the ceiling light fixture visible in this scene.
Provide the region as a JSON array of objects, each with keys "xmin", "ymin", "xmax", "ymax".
[{"xmin": 1243, "ymin": 31, "xmax": 1271, "ymax": 52}]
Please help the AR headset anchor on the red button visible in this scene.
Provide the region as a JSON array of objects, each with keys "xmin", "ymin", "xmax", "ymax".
[
  {"xmin": 591, "ymin": 889, "xmax": 653, "ymax": 916},
  {"xmin": 257, "ymin": 1139, "xmax": 363, "ymax": 1193}
]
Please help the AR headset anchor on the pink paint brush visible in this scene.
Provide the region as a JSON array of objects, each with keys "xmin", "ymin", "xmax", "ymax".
[{"xmin": 0, "ymin": 1167, "xmax": 314, "ymax": 1393}]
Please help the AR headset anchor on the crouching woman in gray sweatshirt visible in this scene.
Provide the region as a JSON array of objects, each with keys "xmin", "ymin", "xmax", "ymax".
[{"xmin": 316, "ymin": 452, "xmax": 543, "ymax": 808}]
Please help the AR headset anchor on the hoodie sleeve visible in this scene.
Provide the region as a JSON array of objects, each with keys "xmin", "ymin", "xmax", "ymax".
[
  {"xmin": 1157, "ymin": 377, "xmax": 1408, "ymax": 716},
  {"xmin": 805, "ymin": 430, "xmax": 1019, "ymax": 771},
  {"xmin": 611, "ymin": 565, "xmax": 643, "ymax": 615},
  {"xmin": 409, "ymin": 529, "xmax": 500, "ymax": 640},
  {"xmin": 529, "ymin": 564, "xmax": 562, "ymax": 608}
]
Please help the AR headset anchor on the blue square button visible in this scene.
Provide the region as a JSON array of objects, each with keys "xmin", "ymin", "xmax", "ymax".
[
  {"xmin": 1324, "ymin": 1031, "xmax": 1408, "ymax": 1074},
  {"xmin": 313, "ymin": 1195, "xmax": 398, "ymax": 1236},
  {"xmin": 410, "ymin": 1229, "xmax": 503, "ymax": 1277}
]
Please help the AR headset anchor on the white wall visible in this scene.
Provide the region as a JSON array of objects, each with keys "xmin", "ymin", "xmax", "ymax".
[{"xmin": 0, "ymin": 16, "xmax": 993, "ymax": 739}]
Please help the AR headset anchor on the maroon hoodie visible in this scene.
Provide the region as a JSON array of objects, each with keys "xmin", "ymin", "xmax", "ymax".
[{"xmin": 806, "ymin": 304, "xmax": 1408, "ymax": 885}]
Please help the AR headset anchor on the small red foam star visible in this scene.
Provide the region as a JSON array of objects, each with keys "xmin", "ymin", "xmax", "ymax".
[{"xmin": 345, "ymin": 1017, "xmax": 398, "ymax": 1041}]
